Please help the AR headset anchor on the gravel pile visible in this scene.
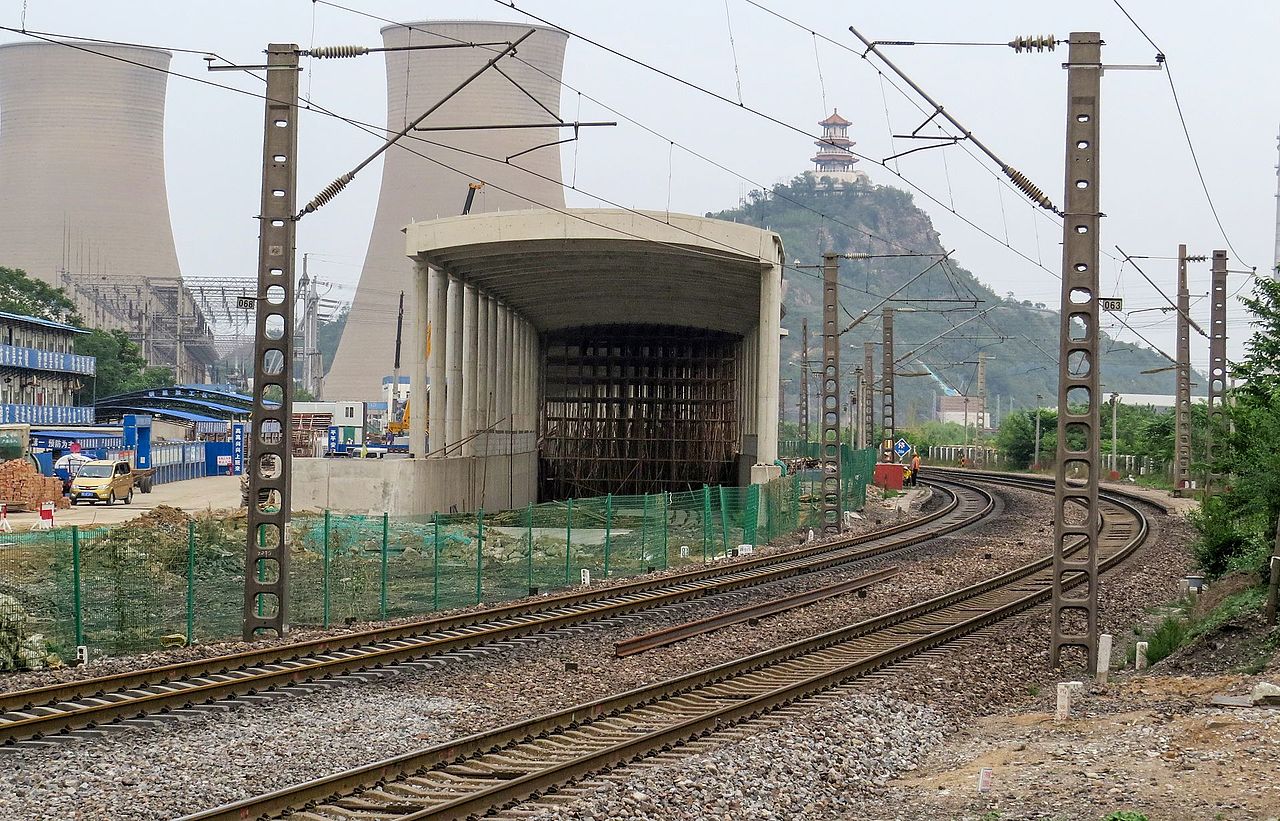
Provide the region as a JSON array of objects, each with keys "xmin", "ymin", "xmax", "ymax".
[{"xmin": 521, "ymin": 693, "xmax": 947, "ymax": 821}]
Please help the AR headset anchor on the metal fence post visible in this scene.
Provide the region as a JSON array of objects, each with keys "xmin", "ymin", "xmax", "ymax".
[
  {"xmin": 641, "ymin": 493, "xmax": 649, "ymax": 568},
  {"xmin": 475, "ymin": 510, "xmax": 484, "ymax": 604},
  {"xmin": 71, "ymin": 525, "xmax": 83, "ymax": 648},
  {"xmin": 718, "ymin": 486, "xmax": 730, "ymax": 556},
  {"xmin": 322, "ymin": 509, "xmax": 331, "ymax": 628},
  {"xmin": 603, "ymin": 494, "xmax": 613, "ymax": 577},
  {"xmin": 525, "ymin": 502, "xmax": 534, "ymax": 593},
  {"xmin": 564, "ymin": 498, "xmax": 573, "ymax": 585},
  {"xmin": 660, "ymin": 492, "xmax": 669, "ymax": 569},
  {"xmin": 432, "ymin": 513, "xmax": 440, "ymax": 611},
  {"xmin": 186, "ymin": 521, "xmax": 196, "ymax": 645},
  {"xmin": 380, "ymin": 512, "xmax": 389, "ymax": 620},
  {"xmin": 702, "ymin": 485, "xmax": 711, "ymax": 562}
]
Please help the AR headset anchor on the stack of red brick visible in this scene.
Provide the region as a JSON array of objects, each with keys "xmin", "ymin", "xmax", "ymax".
[{"xmin": 0, "ymin": 459, "xmax": 70, "ymax": 510}]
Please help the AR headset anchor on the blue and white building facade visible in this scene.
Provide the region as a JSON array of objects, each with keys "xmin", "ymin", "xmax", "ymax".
[{"xmin": 0, "ymin": 310, "xmax": 96, "ymax": 424}]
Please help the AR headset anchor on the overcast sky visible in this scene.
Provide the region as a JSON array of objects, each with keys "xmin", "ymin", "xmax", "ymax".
[{"xmin": 3, "ymin": 0, "xmax": 1277, "ymax": 373}]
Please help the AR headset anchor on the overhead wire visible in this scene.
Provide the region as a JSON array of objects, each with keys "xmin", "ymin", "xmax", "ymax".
[
  {"xmin": 489, "ymin": 0, "xmax": 1063, "ymax": 280},
  {"xmin": 1110, "ymin": 0, "xmax": 1251, "ymax": 269}
]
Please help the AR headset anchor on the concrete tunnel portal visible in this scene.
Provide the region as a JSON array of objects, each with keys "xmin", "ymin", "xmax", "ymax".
[{"xmin": 401, "ymin": 207, "xmax": 785, "ymax": 510}]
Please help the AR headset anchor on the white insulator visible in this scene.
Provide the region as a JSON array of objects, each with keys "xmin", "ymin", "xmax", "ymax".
[{"xmin": 309, "ymin": 45, "xmax": 369, "ymax": 59}]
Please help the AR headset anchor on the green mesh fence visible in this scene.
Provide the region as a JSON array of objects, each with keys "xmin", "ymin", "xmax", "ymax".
[{"xmin": 0, "ymin": 451, "xmax": 873, "ymax": 666}]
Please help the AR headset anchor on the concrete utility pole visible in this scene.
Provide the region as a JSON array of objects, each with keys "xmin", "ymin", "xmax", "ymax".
[
  {"xmin": 976, "ymin": 351, "xmax": 987, "ymax": 464},
  {"xmin": 1206, "ymin": 250, "xmax": 1228, "ymax": 492},
  {"xmin": 820, "ymin": 253, "xmax": 842, "ymax": 533},
  {"xmin": 1050, "ymin": 32, "xmax": 1102, "ymax": 672},
  {"xmin": 863, "ymin": 341, "xmax": 875, "ymax": 453},
  {"xmin": 244, "ymin": 44, "xmax": 300, "ymax": 639},
  {"xmin": 800, "ymin": 318, "xmax": 811, "ymax": 443},
  {"xmin": 297, "ymin": 253, "xmax": 321, "ymax": 398},
  {"xmin": 1110, "ymin": 393, "xmax": 1120, "ymax": 478},
  {"xmin": 1033, "ymin": 393, "xmax": 1043, "ymax": 469},
  {"xmin": 1174, "ymin": 243, "xmax": 1193, "ymax": 496},
  {"xmin": 853, "ymin": 367, "xmax": 864, "ymax": 449},
  {"xmin": 881, "ymin": 308, "xmax": 896, "ymax": 462}
]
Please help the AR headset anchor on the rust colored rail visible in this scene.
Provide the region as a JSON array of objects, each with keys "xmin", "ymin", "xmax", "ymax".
[
  {"xmin": 0, "ymin": 479, "xmax": 992, "ymax": 748},
  {"xmin": 176, "ymin": 478, "xmax": 1151, "ymax": 821},
  {"xmin": 614, "ymin": 566, "xmax": 900, "ymax": 657}
]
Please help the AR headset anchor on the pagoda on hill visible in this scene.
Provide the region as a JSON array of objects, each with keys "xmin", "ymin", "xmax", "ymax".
[{"xmin": 809, "ymin": 109, "xmax": 867, "ymax": 185}]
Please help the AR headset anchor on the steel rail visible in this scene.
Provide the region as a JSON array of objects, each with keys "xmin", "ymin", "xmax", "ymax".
[
  {"xmin": 613, "ymin": 566, "xmax": 900, "ymax": 657},
  {"xmin": 178, "ymin": 479, "xmax": 1150, "ymax": 821},
  {"xmin": 0, "ymin": 480, "xmax": 991, "ymax": 747}
]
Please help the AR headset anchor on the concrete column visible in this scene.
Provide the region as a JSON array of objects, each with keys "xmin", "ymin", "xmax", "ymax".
[
  {"xmin": 485, "ymin": 295, "xmax": 499, "ymax": 432},
  {"xmin": 476, "ymin": 293, "xmax": 490, "ymax": 436},
  {"xmin": 427, "ymin": 265, "xmax": 448, "ymax": 457},
  {"xmin": 445, "ymin": 276, "xmax": 464, "ymax": 454},
  {"xmin": 461, "ymin": 284, "xmax": 479, "ymax": 455},
  {"xmin": 410, "ymin": 260, "xmax": 430, "ymax": 460},
  {"xmin": 529, "ymin": 324, "xmax": 540, "ymax": 435},
  {"xmin": 754, "ymin": 255, "xmax": 783, "ymax": 476},
  {"xmin": 511, "ymin": 315, "xmax": 524, "ymax": 431},
  {"xmin": 496, "ymin": 304, "xmax": 511, "ymax": 429}
]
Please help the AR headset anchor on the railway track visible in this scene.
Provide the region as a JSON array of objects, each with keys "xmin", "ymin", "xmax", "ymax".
[
  {"xmin": 0, "ymin": 478, "xmax": 993, "ymax": 749},
  {"xmin": 178, "ymin": 474, "xmax": 1154, "ymax": 821}
]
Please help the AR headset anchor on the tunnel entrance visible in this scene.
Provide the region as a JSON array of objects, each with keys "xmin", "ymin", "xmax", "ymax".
[{"xmin": 539, "ymin": 324, "xmax": 741, "ymax": 500}]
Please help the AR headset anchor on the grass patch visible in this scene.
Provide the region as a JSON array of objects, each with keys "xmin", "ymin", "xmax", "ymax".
[
  {"xmin": 1102, "ymin": 812, "xmax": 1149, "ymax": 821},
  {"xmin": 1143, "ymin": 615, "xmax": 1189, "ymax": 666},
  {"xmin": 1132, "ymin": 587, "xmax": 1266, "ymax": 668}
]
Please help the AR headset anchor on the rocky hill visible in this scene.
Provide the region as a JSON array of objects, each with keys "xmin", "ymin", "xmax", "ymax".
[{"xmin": 707, "ymin": 174, "xmax": 1179, "ymax": 425}]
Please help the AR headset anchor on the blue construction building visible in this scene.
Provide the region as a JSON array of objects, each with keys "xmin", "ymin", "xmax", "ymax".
[{"xmin": 0, "ymin": 310, "xmax": 95, "ymax": 424}]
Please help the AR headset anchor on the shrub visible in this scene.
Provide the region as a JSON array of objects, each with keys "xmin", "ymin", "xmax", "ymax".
[
  {"xmin": 1102, "ymin": 812, "xmax": 1149, "ymax": 821},
  {"xmin": 1188, "ymin": 496, "xmax": 1262, "ymax": 577},
  {"xmin": 1143, "ymin": 614, "xmax": 1188, "ymax": 666}
]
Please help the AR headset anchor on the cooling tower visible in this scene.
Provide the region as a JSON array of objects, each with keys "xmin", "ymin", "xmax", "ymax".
[
  {"xmin": 0, "ymin": 40, "xmax": 181, "ymax": 283},
  {"xmin": 324, "ymin": 21, "xmax": 568, "ymax": 400}
]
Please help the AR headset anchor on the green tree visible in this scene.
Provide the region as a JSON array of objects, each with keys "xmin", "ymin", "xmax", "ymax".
[
  {"xmin": 995, "ymin": 410, "xmax": 1038, "ymax": 468},
  {"xmin": 74, "ymin": 329, "xmax": 173, "ymax": 399},
  {"xmin": 1191, "ymin": 275, "xmax": 1280, "ymax": 582},
  {"xmin": 0, "ymin": 266, "xmax": 77, "ymax": 323}
]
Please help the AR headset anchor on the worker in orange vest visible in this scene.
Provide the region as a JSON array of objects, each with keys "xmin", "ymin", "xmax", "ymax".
[{"xmin": 910, "ymin": 451, "xmax": 921, "ymax": 486}]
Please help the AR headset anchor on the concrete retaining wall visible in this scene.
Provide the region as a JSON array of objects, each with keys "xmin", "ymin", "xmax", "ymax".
[{"xmin": 291, "ymin": 451, "xmax": 537, "ymax": 516}]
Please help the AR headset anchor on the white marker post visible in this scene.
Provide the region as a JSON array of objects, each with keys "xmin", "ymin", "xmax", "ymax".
[
  {"xmin": 580, "ymin": 568, "xmax": 591, "ymax": 586},
  {"xmin": 1055, "ymin": 683, "xmax": 1072, "ymax": 721},
  {"xmin": 1095, "ymin": 633, "xmax": 1113, "ymax": 686},
  {"xmin": 1135, "ymin": 641, "xmax": 1149, "ymax": 671}
]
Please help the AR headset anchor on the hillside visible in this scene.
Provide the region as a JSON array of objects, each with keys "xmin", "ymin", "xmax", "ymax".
[{"xmin": 707, "ymin": 174, "xmax": 1179, "ymax": 425}]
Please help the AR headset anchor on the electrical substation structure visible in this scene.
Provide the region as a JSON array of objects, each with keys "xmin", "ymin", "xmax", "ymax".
[{"xmin": 1050, "ymin": 32, "xmax": 1102, "ymax": 672}]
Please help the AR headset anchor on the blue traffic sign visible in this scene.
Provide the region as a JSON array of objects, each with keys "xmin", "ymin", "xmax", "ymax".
[{"xmin": 894, "ymin": 438, "xmax": 911, "ymax": 459}]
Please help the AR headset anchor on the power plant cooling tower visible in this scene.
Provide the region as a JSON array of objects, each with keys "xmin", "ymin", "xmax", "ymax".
[
  {"xmin": 324, "ymin": 21, "xmax": 568, "ymax": 400},
  {"xmin": 0, "ymin": 41, "xmax": 181, "ymax": 284}
]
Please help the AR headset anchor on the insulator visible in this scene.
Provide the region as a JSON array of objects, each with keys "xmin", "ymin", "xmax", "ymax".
[
  {"xmin": 1003, "ymin": 166, "xmax": 1056, "ymax": 212},
  {"xmin": 1008, "ymin": 34, "xmax": 1057, "ymax": 53},
  {"xmin": 301, "ymin": 172, "xmax": 355, "ymax": 215},
  {"xmin": 307, "ymin": 45, "xmax": 369, "ymax": 59}
]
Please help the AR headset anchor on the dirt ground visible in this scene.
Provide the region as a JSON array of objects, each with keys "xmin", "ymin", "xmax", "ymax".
[
  {"xmin": 875, "ymin": 607, "xmax": 1280, "ymax": 821},
  {"xmin": 2, "ymin": 474, "xmax": 241, "ymax": 529}
]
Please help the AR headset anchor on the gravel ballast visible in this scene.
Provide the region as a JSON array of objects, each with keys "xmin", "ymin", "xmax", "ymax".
[{"xmin": 0, "ymin": 482, "xmax": 1193, "ymax": 820}]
